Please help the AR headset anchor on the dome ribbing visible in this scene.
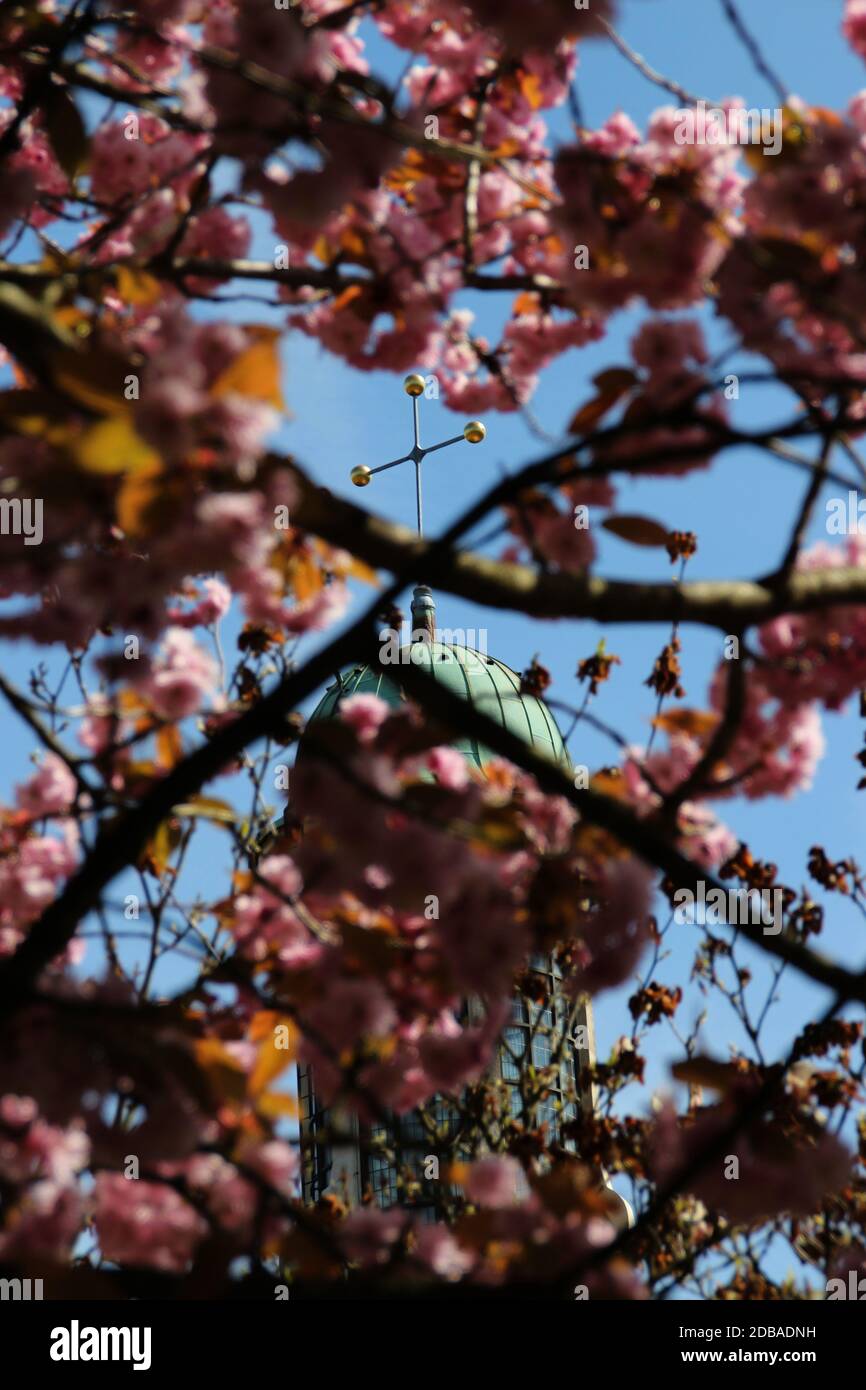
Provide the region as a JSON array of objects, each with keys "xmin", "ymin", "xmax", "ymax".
[{"xmin": 306, "ymin": 642, "xmax": 570, "ymax": 772}]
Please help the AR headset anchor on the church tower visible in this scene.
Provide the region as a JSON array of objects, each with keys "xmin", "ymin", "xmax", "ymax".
[{"xmin": 291, "ymin": 379, "xmax": 626, "ymax": 1225}]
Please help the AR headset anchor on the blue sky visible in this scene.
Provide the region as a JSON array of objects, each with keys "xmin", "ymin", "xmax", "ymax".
[{"xmin": 3, "ymin": 1, "xmax": 866, "ymax": 1275}]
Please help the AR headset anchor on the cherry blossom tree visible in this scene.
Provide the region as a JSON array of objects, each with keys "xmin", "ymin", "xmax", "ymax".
[{"xmin": 1, "ymin": 0, "xmax": 866, "ymax": 1301}]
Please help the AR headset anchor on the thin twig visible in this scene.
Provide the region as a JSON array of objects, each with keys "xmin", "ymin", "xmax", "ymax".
[
  {"xmin": 600, "ymin": 21, "xmax": 703, "ymax": 107},
  {"xmin": 718, "ymin": 0, "xmax": 789, "ymax": 103}
]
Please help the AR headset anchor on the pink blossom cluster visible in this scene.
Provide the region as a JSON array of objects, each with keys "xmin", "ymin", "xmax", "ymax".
[
  {"xmin": 87, "ymin": 114, "xmax": 247, "ymax": 266},
  {"xmin": 554, "ymin": 108, "xmax": 744, "ymax": 314},
  {"xmin": 200, "ymin": 2, "xmax": 369, "ymax": 161},
  {"xmin": 0, "ymin": 111, "xmax": 67, "ymax": 235},
  {"xmin": 340, "ymin": 1152, "xmax": 645, "ymax": 1293},
  {"xmin": 137, "ymin": 626, "xmax": 221, "ymax": 720},
  {"xmin": 716, "ymin": 94, "xmax": 866, "ymax": 395},
  {"xmin": 592, "ymin": 320, "xmax": 728, "ymax": 476},
  {"xmin": 94, "ymin": 1137, "xmax": 299, "ymax": 1272},
  {"xmin": 273, "ymin": 10, "xmax": 594, "ymax": 406},
  {"xmin": 0, "ymin": 1095, "xmax": 89, "ymax": 1262},
  {"xmin": 846, "ymin": 0, "xmax": 866, "ymax": 61},
  {"xmin": 125, "ymin": 310, "xmax": 273, "ymax": 468},
  {"xmin": 231, "ymin": 853, "xmax": 322, "ymax": 971},
  {"xmin": 94, "ymin": 1172, "xmax": 207, "ymax": 1273},
  {"xmin": 503, "ymin": 478, "xmax": 616, "ymax": 575},
  {"xmin": 8, "ymin": 4, "xmax": 866, "ymax": 429},
  {"xmin": 0, "ymin": 297, "xmax": 351, "ymax": 650},
  {"xmin": 464, "ymin": 0, "xmax": 617, "ymax": 54},
  {"xmin": 0, "ymin": 760, "xmax": 79, "ymax": 958},
  {"xmin": 616, "ymin": 532, "xmax": 866, "ymax": 845},
  {"xmin": 652, "ymin": 1091, "xmax": 851, "ymax": 1225},
  {"xmin": 232, "ymin": 695, "xmax": 656, "ymax": 1113},
  {"xmin": 166, "ymin": 577, "xmax": 232, "ymax": 629},
  {"xmin": 757, "ymin": 537, "xmax": 866, "ymax": 709}
]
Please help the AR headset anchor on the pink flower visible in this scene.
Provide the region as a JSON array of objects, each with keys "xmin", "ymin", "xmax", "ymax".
[
  {"xmin": 179, "ymin": 205, "xmax": 251, "ymax": 263},
  {"xmin": 230, "ymin": 856, "xmax": 320, "ymax": 970},
  {"xmin": 258, "ymin": 854, "xmax": 303, "ymax": 900},
  {"xmin": 570, "ymin": 858, "xmax": 654, "ymax": 996},
  {"xmin": 0, "ymin": 1181, "xmax": 84, "ymax": 1262},
  {"xmin": 16, "ymin": 754, "xmax": 77, "ymax": 817},
  {"xmin": 340, "ymin": 693, "xmax": 390, "ymax": 744},
  {"xmin": 135, "ymin": 376, "xmax": 204, "ymax": 456},
  {"xmin": 631, "ymin": 318, "xmax": 708, "ymax": 380},
  {"xmin": 652, "ymin": 1096, "xmax": 851, "ymax": 1224},
  {"xmin": 0, "ymin": 1097, "xmax": 89, "ymax": 1186},
  {"xmin": 465, "ymin": 0, "xmax": 616, "ymax": 53},
  {"xmin": 94, "ymin": 1172, "xmax": 207, "ymax": 1272},
  {"xmin": 282, "ymin": 582, "xmax": 350, "ymax": 635},
  {"xmin": 1, "ymin": 118, "xmax": 67, "ymax": 228},
  {"xmin": 89, "ymin": 115, "xmax": 205, "ymax": 204},
  {"xmin": 413, "ymin": 1223, "xmax": 474, "ymax": 1281},
  {"xmin": 463, "ymin": 1155, "xmax": 525, "ymax": 1209},
  {"xmin": 77, "ymin": 698, "xmax": 121, "ymax": 756},
  {"xmin": 180, "ymin": 1153, "xmax": 256, "ymax": 1238},
  {"xmin": 426, "ymin": 746, "xmax": 470, "ymax": 790},
  {"xmin": 141, "ymin": 627, "xmax": 219, "ymax": 720},
  {"xmin": 844, "ymin": 0, "xmax": 866, "ymax": 61},
  {"xmin": 437, "ymin": 869, "xmax": 526, "ymax": 993},
  {"xmin": 0, "ymin": 824, "xmax": 80, "ymax": 953},
  {"xmin": 196, "ymin": 492, "xmax": 269, "ymax": 566},
  {"xmin": 340, "ymin": 1206, "xmax": 405, "ymax": 1266},
  {"xmin": 303, "ymin": 978, "xmax": 398, "ymax": 1054},
  {"xmin": 168, "ymin": 577, "xmax": 232, "ymax": 628},
  {"xmin": 238, "ymin": 1138, "xmax": 299, "ymax": 1197}
]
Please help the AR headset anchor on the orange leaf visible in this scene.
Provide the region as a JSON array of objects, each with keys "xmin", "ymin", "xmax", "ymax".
[
  {"xmin": 115, "ymin": 466, "xmax": 164, "ymax": 537},
  {"xmin": 211, "ymin": 326, "xmax": 284, "ymax": 411},
  {"xmin": 195, "ymin": 1038, "xmax": 249, "ymax": 1108},
  {"xmin": 73, "ymin": 415, "xmax": 160, "ymax": 475},
  {"xmin": 588, "ymin": 770, "xmax": 628, "ymax": 801},
  {"xmin": 652, "ymin": 708, "xmax": 720, "ymax": 738},
  {"xmin": 115, "ymin": 266, "xmax": 164, "ymax": 307},
  {"xmin": 141, "ymin": 818, "xmax": 182, "ymax": 878},
  {"xmin": 601, "ymin": 514, "xmax": 670, "ymax": 548},
  {"xmin": 256, "ymin": 1092, "xmax": 299, "ymax": 1120},
  {"xmin": 249, "ymin": 1009, "xmax": 282, "ymax": 1044},
  {"xmin": 50, "ymin": 345, "xmax": 136, "ymax": 417},
  {"xmin": 347, "ymin": 555, "xmax": 380, "ymax": 586},
  {"xmin": 173, "ymin": 795, "xmax": 236, "ymax": 825},
  {"xmin": 118, "ymin": 689, "xmax": 147, "ymax": 715},
  {"xmin": 492, "ymin": 138, "xmax": 523, "ymax": 158},
  {"xmin": 672, "ymin": 1057, "xmax": 742, "ymax": 1093},
  {"xmin": 156, "ymin": 723, "xmax": 183, "ymax": 771},
  {"xmin": 248, "ymin": 1011, "xmax": 297, "ymax": 1098},
  {"xmin": 568, "ymin": 393, "xmax": 618, "ymax": 435},
  {"xmin": 314, "ymin": 539, "xmax": 379, "ymax": 586},
  {"xmin": 312, "ymin": 233, "xmax": 338, "ymax": 265},
  {"xmin": 339, "ymin": 228, "xmax": 367, "ymax": 259},
  {"xmin": 513, "ymin": 292, "xmax": 541, "ymax": 317},
  {"xmin": 518, "ymin": 70, "xmax": 544, "ymax": 109},
  {"xmin": 568, "ymin": 368, "xmax": 636, "ymax": 436},
  {"xmin": 331, "ymin": 285, "xmax": 364, "ymax": 313},
  {"xmin": 592, "ymin": 367, "xmax": 639, "ymax": 394},
  {"xmin": 288, "ymin": 551, "xmax": 324, "ymax": 603}
]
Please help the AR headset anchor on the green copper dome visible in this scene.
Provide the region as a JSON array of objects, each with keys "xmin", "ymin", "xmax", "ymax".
[{"xmin": 307, "ymin": 640, "xmax": 570, "ymax": 772}]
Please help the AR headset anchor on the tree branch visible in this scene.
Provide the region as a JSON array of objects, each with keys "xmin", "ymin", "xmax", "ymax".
[{"xmin": 290, "ymin": 460, "xmax": 866, "ymax": 631}]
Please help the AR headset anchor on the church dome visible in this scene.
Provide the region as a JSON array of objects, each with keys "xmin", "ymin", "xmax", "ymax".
[
  {"xmin": 306, "ymin": 640, "xmax": 570, "ymax": 773},
  {"xmin": 292, "ymin": 591, "xmax": 631, "ymax": 1230}
]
